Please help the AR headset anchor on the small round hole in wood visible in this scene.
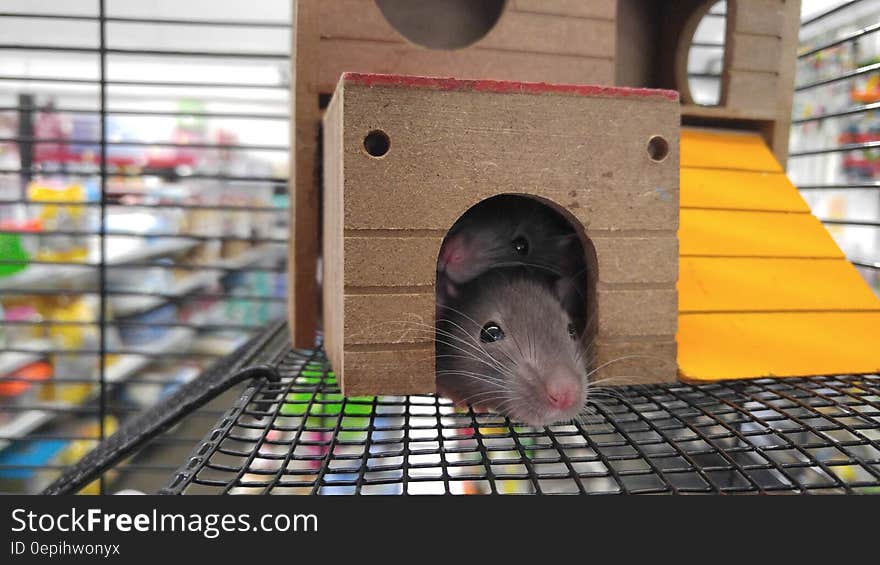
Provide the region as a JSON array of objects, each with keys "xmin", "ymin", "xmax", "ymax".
[
  {"xmin": 363, "ymin": 130, "xmax": 390, "ymax": 157},
  {"xmin": 647, "ymin": 135, "xmax": 669, "ymax": 163}
]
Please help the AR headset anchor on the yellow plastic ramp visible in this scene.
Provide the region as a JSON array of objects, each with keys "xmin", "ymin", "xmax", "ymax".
[{"xmin": 678, "ymin": 128, "xmax": 880, "ymax": 381}]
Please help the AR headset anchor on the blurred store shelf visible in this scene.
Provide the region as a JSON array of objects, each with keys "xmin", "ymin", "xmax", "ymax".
[
  {"xmin": 0, "ymin": 238, "xmax": 198, "ymax": 291},
  {"xmin": 0, "ymin": 327, "xmax": 194, "ymax": 450}
]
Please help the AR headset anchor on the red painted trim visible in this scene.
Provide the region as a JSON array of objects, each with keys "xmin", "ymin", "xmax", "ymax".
[{"xmin": 342, "ymin": 72, "xmax": 680, "ymax": 102}]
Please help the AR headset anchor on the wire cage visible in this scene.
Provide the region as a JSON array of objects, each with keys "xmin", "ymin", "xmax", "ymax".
[
  {"xmin": 163, "ymin": 0, "xmax": 880, "ymax": 495},
  {"xmin": 162, "ymin": 327, "xmax": 880, "ymax": 495},
  {"xmin": 0, "ymin": 1, "xmax": 289, "ymax": 494},
  {"xmin": 3, "ymin": 1, "xmax": 880, "ymax": 495},
  {"xmin": 790, "ymin": 0, "xmax": 880, "ymax": 281}
]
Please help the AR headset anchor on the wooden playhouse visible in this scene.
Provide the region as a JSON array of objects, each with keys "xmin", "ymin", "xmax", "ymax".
[{"xmin": 289, "ymin": 0, "xmax": 880, "ymax": 395}]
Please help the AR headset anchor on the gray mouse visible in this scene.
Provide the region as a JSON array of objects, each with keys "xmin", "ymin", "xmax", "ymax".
[
  {"xmin": 437, "ymin": 195, "xmax": 588, "ymax": 332},
  {"xmin": 438, "ymin": 195, "xmax": 581, "ymax": 287},
  {"xmin": 435, "ymin": 269, "xmax": 588, "ymax": 427}
]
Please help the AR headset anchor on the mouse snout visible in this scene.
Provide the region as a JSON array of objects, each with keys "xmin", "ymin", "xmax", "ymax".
[{"xmin": 544, "ymin": 370, "xmax": 582, "ymax": 411}]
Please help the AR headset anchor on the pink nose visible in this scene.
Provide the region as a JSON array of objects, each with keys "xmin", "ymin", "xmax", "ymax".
[{"xmin": 545, "ymin": 376, "xmax": 580, "ymax": 411}]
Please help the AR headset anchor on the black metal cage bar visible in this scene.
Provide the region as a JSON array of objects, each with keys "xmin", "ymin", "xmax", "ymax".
[
  {"xmin": 788, "ymin": 0, "xmax": 880, "ymax": 292},
  {"xmin": 0, "ymin": 1, "xmax": 289, "ymax": 494}
]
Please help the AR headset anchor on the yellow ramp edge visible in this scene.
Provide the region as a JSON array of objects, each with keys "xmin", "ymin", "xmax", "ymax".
[
  {"xmin": 678, "ymin": 128, "xmax": 880, "ymax": 381},
  {"xmin": 679, "ymin": 258, "xmax": 880, "ymax": 312},
  {"xmin": 678, "ymin": 313, "xmax": 880, "ymax": 379},
  {"xmin": 681, "ymin": 129, "xmax": 783, "ymax": 172},
  {"xmin": 682, "ymin": 169, "xmax": 810, "ymax": 212},
  {"xmin": 680, "ymin": 209, "xmax": 844, "ymax": 258}
]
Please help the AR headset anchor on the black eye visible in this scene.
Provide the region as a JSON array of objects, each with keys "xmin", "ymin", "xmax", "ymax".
[
  {"xmin": 567, "ymin": 323, "xmax": 577, "ymax": 339},
  {"xmin": 512, "ymin": 236, "xmax": 529, "ymax": 256},
  {"xmin": 480, "ymin": 322, "xmax": 505, "ymax": 343}
]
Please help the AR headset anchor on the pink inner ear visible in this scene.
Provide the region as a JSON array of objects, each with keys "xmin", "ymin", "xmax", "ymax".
[{"xmin": 439, "ymin": 234, "xmax": 468, "ymax": 270}]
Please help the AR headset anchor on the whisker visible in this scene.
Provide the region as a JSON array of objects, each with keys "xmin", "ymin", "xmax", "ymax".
[{"xmin": 585, "ymin": 355, "xmax": 668, "ymax": 380}]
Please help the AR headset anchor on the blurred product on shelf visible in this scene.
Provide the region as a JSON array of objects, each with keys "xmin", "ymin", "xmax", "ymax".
[
  {"xmin": 0, "ymin": 220, "xmax": 35, "ymax": 276},
  {"xmin": 0, "ymin": 361, "xmax": 51, "ymax": 427},
  {"xmin": 32, "ymin": 101, "xmax": 70, "ymax": 164},
  {"xmin": 0, "ymin": 112, "xmax": 16, "ymax": 174},
  {"xmin": 0, "ymin": 0, "xmax": 293, "ymax": 494},
  {"xmin": 789, "ymin": 3, "xmax": 880, "ymax": 295},
  {"xmin": 40, "ymin": 296, "xmax": 101, "ymax": 405},
  {"xmin": 2, "ymin": 304, "xmax": 42, "ymax": 344},
  {"xmin": 28, "ymin": 180, "xmax": 93, "ymax": 262},
  {"xmin": 117, "ymin": 304, "xmax": 177, "ymax": 346},
  {"xmin": 0, "ymin": 439, "xmax": 69, "ymax": 494},
  {"xmin": 118, "ymin": 364, "xmax": 201, "ymax": 408},
  {"xmin": 0, "ymin": 416, "xmax": 118, "ymax": 494}
]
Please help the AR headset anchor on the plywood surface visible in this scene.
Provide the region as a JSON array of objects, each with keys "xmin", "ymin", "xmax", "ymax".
[
  {"xmin": 511, "ymin": 0, "xmax": 617, "ymax": 20},
  {"xmin": 325, "ymin": 73, "xmax": 680, "ymax": 394},
  {"xmin": 321, "ymin": 83, "xmax": 345, "ymax": 381},
  {"xmin": 292, "ymin": 0, "xmax": 627, "ymax": 348}
]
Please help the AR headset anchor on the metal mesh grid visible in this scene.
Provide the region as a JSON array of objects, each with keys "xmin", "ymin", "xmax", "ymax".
[{"xmin": 163, "ymin": 346, "xmax": 880, "ymax": 495}]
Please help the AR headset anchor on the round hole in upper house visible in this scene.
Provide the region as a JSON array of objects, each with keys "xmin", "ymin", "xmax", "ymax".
[
  {"xmin": 375, "ymin": 0, "xmax": 506, "ymax": 50},
  {"xmin": 686, "ymin": 0, "xmax": 728, "ymax": 106}
]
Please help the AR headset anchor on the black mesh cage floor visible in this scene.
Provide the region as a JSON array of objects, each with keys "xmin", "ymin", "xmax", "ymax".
[{"xmin": 162, "ymin": 348, "xmax": 880, "ymax": 495}]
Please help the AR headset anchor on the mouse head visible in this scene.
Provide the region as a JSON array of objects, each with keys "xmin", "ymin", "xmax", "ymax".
[
  {"xmin": 436, "ymin": 270, "xmax": 588, "ymax": 427},
  {"xmin": 438, "ymin": 195, "xmax": 580, "ymax": 285}
]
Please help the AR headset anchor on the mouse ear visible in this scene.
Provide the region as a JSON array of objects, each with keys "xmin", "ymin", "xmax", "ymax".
[
  {"xmin": 553, "ymin": 233, "xmax": 581, "ymax": 274},
  {"xmin": 554, "ymin": 232, "xmax": 581, "ymax": 256},
  {"xmin": 554, "ymin": 275, "xmax": 585, "ymax": 326}
]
